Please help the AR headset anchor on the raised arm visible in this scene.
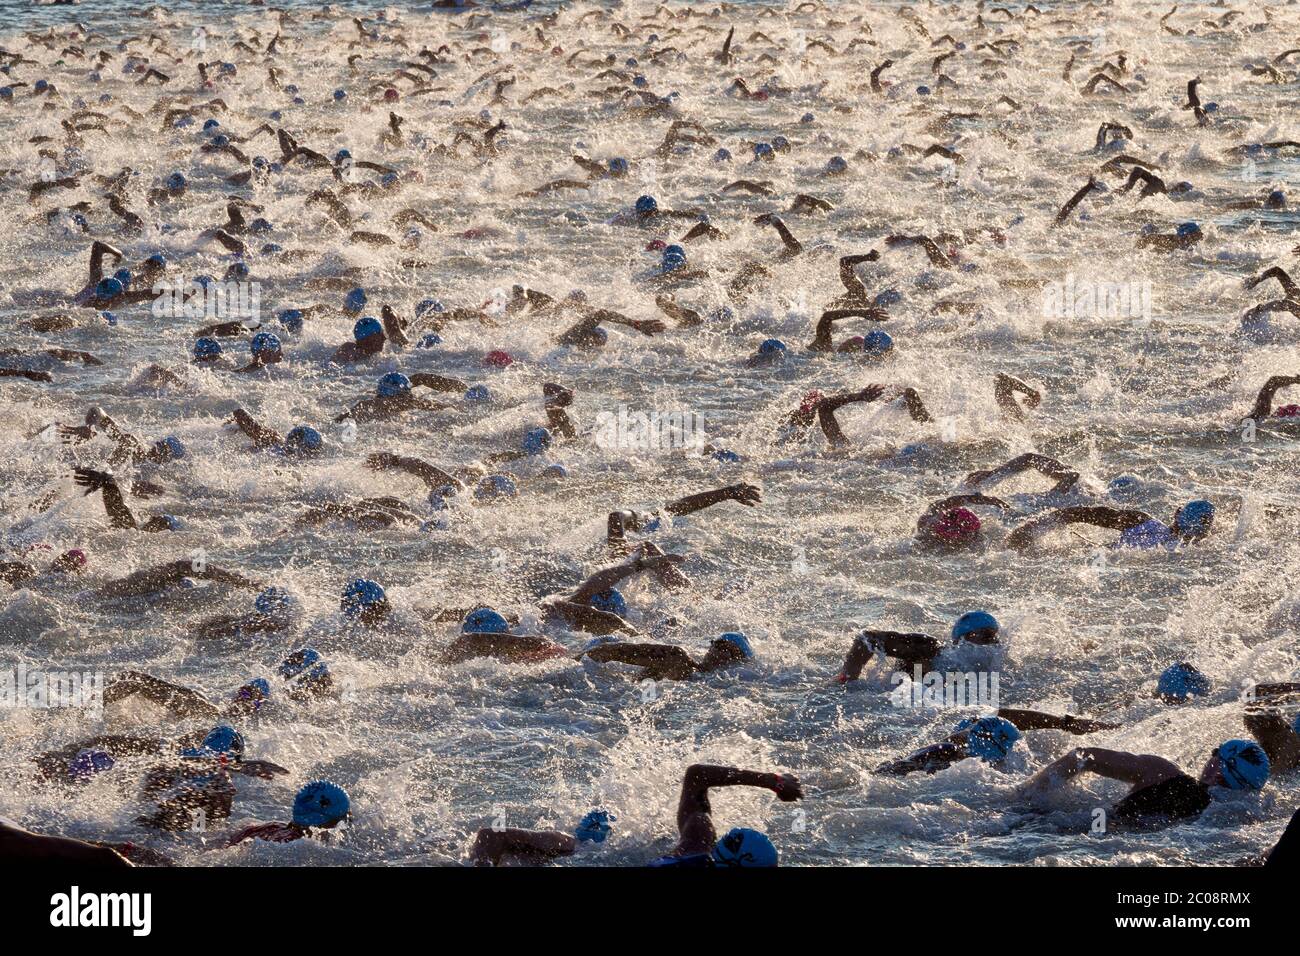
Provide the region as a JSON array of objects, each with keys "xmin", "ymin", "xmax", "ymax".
[
  {"xmin": 1020, "ymin": 747, "xmax": 1182, "ymax": 796},
  {"xmin": 72, "ymin": 468, "xmax": 138, "ymax": 529},
  {"xmin": 993, "ymin": 372, "xmax": 1042, "ymax": 421},
  {"xmin": 104, "ymin": 671, "xmax": 221, "ymax": 719},
  {"xmin": 964, "ymin": 453, "xmax": 1079, "ymax": 495},
  {"xmin": 997, "ymin": 707, "xmax": 1119, "ymax": 735},
  {"xmin": 1244, "ymin": 375, "xmax": 1300, "ymax": 423},
  {"xmin": 838, "ymin": 630, "xmax": 942, "ymax": 681},
  {"xmin": 365, "ymin": 451, "xmax": 464, "ymax": 490},
  {"xmin": 567, "ymin": 550, "xmax": 684, "ymax": 604},
  {"xmin": 815, "ymin": 385, "xmax": 886, "ymax": 446},
  {"xmin": 230, "ymin": 408, "xmax": 282, "ymax": 449},
  {"xmin": 676, "ymin": 764, "xmax": 801, "ymax": 839},
  {"xmin": 664, "ymin": 483, "xmax": 762, "ymax": 516},
  {"xmin": 807, "ymin": 308, "xmax": 888, "ymax": 352}
]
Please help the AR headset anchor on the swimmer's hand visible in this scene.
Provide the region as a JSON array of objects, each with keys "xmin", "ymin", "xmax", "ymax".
[
  {"xmin": 543, "ymin": 382, "xmax": 574, "ymax": 408},
  {"xmin": 231, "ymin": 759, "xmax": 290, "ymax": 779},
  {"xmin": 59, "ymin": 424, "xmax": 94, "ymax": 444},
  {"xmin": 771, "ymin": 773, "xmax": 803, "ymax": 801},
  {"xmin": 724, "ymin": 482, "xmax": 762, "ymax": 506},
  {"xmin": 73, "ymin": 467, "xmax": 116, "ymax": 495},
  {"xmin": 628, "ymin": 319, "xmax": 667, "ymax": 336}
]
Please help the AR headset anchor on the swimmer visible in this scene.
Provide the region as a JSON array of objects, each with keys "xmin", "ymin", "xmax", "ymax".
[{"xmin": 1006, "ymin": 499, "xmax": 1215, "ymax": 550}]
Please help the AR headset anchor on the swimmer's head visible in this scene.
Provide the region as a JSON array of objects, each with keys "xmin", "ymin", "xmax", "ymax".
[
  {"xmin": 415, "ymin": 298, "xmax": 445, "ymax": 318},
  {"xmin": 462, "ymin": 607, "xmax": 510, "ymax": 634},
  {"xmin": 377, "ymin": 372, "xmax": 412, "ymax": 398},
  {"xmin": 149, "ymin": 436, "xmax": 185, "ymax": 462},
  {"xmin": 340, "ymin": 578, "xmax": 388, "ymax": 622},
  {"xmin": 52, "ymin": 548, "xmax": 87, "ymax": 573},
  {"xmin": 353, "ymin": 316, "xmax": 384, "ymax": 349},
  {"xmin": 635, "ymin": 194, "xmax": 658, "ymax": 215},
  {"xmin": 712, "ymin": 827, "xmax": 778, "ymax": 867},
  {"xmin": 165, "ymin": 171, "xmax": 187, "ymax": 192},
  {"xmin": 93, "ymin": 277, "xmax": 124, "ymax": 302},
  {"xmin": 701, "ymin": 631, "xmax": 753, "ymax": 670},
  {"xmin": 951, "ymin": 611, "xmax": 999, "ymax": 646},
  {"xmin": 522, "ymin": 427, "xmax": 552, "ymax": 455},
  {"xmin": 278, "ymin": 647, "xmax": 323, "ymax": 680},
  {"xmin": 662, "ymin": 245, "xmax": 688, "ymax": 273},
  {"xmin": 1175, "ymin": 221, "xmax": 1202, "ymax": 240},
  {"xmin": 608, "ymin": 157, "xmax": 629, "ymax": 176},
  {"xmin": 233, "ymin": 677, "xmax": 271, "ymax": 706},
  {"xmin": 1202, "ymin": 739, "xmax": 1270, "ymax": 791},
  {"xmin": 283, "ymin": 425, "xmax": 323, "ymax": 456},
  {"xmin": 181, "ymin": 725, "xmax": 245, "ymax": 760},
  {"xmin": 293, "ymin": 780, "xmax": 351, "ymax": 828},
  {"xmin": 254, "ymin": 586, "xmax": 293, "ymax": 616},
  {"xmin": 919, "ymin": 508, "xmax": 981, "ymax": 547},
  {"xmin": 465, "ymin": 384, "xmax": 492, "ymax": 403},
  {"xmin": 483, "ymin": 350, "xmax": 514, "ymax": 368},
  {"xmin": 1173, "ymin": 499, "xmax": 1215, "ymax": 538},
  {"xmin": 825, "ymin": 155, "xmax": 848, "ymax": 174},
  {"xmin": 574, "ymin": 809, "xmax": 615, "ymax": 844},
  {"xmin": 250, "ymin": 331, "xmax": 282, "ymax": 363},
  {"xmin": 1155, "ymin": 662, "xmax": 1211, "ymax": 704},
  {"xmin": 68, "ymin": 748, "xmax": 115, "ymax": 782},
  {"xmin": 862, "ymin": 329, "xmax": 894, "ymax": 357},
  {"xmin": 344, "ymin": 287, "xmax": 367, "ymax": 316},
  {"xmin": 955, "ymin": 716, "xmax": 1021, "ymax": 763},
  {"xmin": 750, "ymin": 338, "xmax": 787, "ymax": 365},
  {"xmin": 1267, "ymin": 189, "xmax": 1287, "ymax": 210},
  {"xmin": 753, "ymin": 142, "xmax": 774, "ymax": 160},
  {"xmin": 713, "ymin": 147, "xmax": 732, "ymax": 163},
  {"xmin": 587, "ymin": 588, "xmax": 627, "ymax": 618},
  {"xmin": 474, "ymin": 474, "xmax": 518, "ymax": 502}
]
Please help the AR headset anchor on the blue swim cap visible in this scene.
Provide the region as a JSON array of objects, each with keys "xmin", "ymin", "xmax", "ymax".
[
  {"xmin": 353, "ymin": 316, "xmax": 383, "ymax": 342},
  {"xmin": 166, "ymin": 172, "xmax": 186, "ymax": 190},
  {"xmin": 826, "ymin": 156, "xmax": 848, "ymax": 173},
  {"xmin": 522, "ymin": 426, "xmax": 552, "ymax": 455},
  {"xmin": 1217, "ymin": 740, "xmax": 1270, "ymax": 790},
  {"xmin": 181, "ymin": 725, "xmax": 245, "ymax": 760},
  {"xmin": 952, "ymin": 611, "xmax": 999, "ymax": 642},
  {"xmin": 94, "ymin": 277, "xmax": 123, "ymax": 300},
  {"xmin": 250, "ymin": 217, "xmax": 272, "ymax": 233},
  {"xmin": 1176, "ymin": 221, "xmax": 1201, "ymax": 238},
  {"xmin": 335, "ymin": 148, "xmax": 352, "ymax": 163},
  {"xmin": 716, "ymin": 631, "xmax": 754, "ymax": 658},
  {"xmin": 714, "ymin": 148, "xmax": 732, "ymax": 162},
  {"xmin": 712, "ymin": 827, "xmax": 778, "ymax": 867},
  {"xmin": 801, "ymin": 112, "xmax": 815, "ymax": 124},
  {"xmin": 284, "ymin": 425, "xmax": 323, "ymax": 454},
  {"xmin": 956, "ymin": 716, "xmax": 1021, "ymax": 763},
  {"xmin": 635, "ymin": 195, "xmax": 658, "ymax": 214},
  {"xmin": 332, "ymin": 88, "xmax": 348, "ymax": 101},
  {"xmin": 203, "ymin": 118, "xmax": 220, "ymax": 131},
  {"xmin": 211, "ymin": 134, "xmax": 231, "ymax": 149},
  {"xmin": 664, "ymin": 244, "xmax": 686, "ymax": 259},
  {"xmin": 377, "ymin": 372, "xmax": 412, "ymax": 398},
  {"xmin": 417, "ymin": 333, "xmax": 443, "ymax": 349},
  {"xmin": 609, "ymin": 157, "xmax": 630, "ymax": 175},
  {"xmin": 194, "ymin": 337, "xmax": 223, "ymax": 359},
  {"xmin": 464, "ymin": 384, "xmax": 492, "ymax": 403},
  {"xmin": 712, "ymin": 449, "xmax": 742, "ymax": 463},
  {"xmin": 279, "ymin": 647, "xmax": 322, "ymax": 679},
  {"xmin": 68, "ymin": 748, "xmax": 115, "ymax": 780},
  {"xmin": 475, "ymin": 474, "xmax": 518, "ymax": 501},
  {"xmin": 753, "ymin": 142, "xmax": 774, "ymax": 157},
  {"xmin": 278, "ymin": 309, "xmax": 304, "ymax": 333},
  {"xmin": 463, "ymin": 607, "xmax": 509, "ymax": 634},
  {"xmin": 574, "ymin": 809, "xmax": 615, "ymax": 844},
  {"xmin": 863, "ymin": 329, "xmax": 893, "ymax": 355},
  {"xmin": 1268, "ymin": 189, "xmax": 1286, "ymax": 207},
  {"xmin": 632, "ymin": 74, "xmax": 648, "ymax": 88},
  {"xmin": 415, "ymin": 298, "xmax": 445, "ymax": 317},
  {"xmin": 255, "ymin": 586, "xmax": 292, "ymax": 615},
  {"xmin": 145, "ymin": 253, "xmax": 167, "ymax": 269},
  {"xmin": 543, "ymin": 463, "xmax": 568, "ymax": 479},
  {"xmin": 1175, "ymin": 499, "xmax": 1215, "ymax": 536},
  {"xmin": 154, "ymin": 436, "xmax": 185, "ymax": 459},
  {"xmin": 916, "ymin": 84, "xmax": 931, "ymax": 95},
  {"xmin": 341, "ymin": 578, "xmax": 386, "ymax": 615},
  {"xmin": 293, "ymin": 781, "xmax": 351, "ymax": 827},
  {"xmin": 758, "ymin": 338, "xmax": 787, "ymax": 355},
  {"xmin": 1107, "ymin": 475, "xmax": 1141, "ymax": 501},
  {"xmin": 588, "ymin": 588, "xmax": 628, "ymax": 617},
  {"xmin": 344, "ymin": 287, "xmax": 367, "ymax": 314},
  {"xmin": 250, "ymin": 331, "xmax": 281, "ymax": 356},
  {"xmin": 1155, "ymin": 662, "xmax": 1211, "ymax": 702}
]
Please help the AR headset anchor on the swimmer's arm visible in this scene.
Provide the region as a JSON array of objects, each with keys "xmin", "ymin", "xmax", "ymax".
[
  {"xmin": 381, "ymin": 305, "xmax": 411, "ymax": 348},
  {"xmin": 875, "ymin": 743, "xmax": 964, "ymax": 777},
  {"xmin": 87, "ymin": 239, "xmax": 124, "ymax": 284},
  {"xmin": 0, "ymin": 821, "xmax": 132, "ymax": 867},
  {"xmin": 993, "ymin": 373, "xmax": 1041, "ymax": 421},
  {"xmin": 229, "ymin": 759, "xmax": 290, "ymax": 780},
  {"xmin": 838, "ymin": 253, "xmax": 879, "ymax": 299},
  {"xmin": 587, "ymin": 309, "xmax": 666, "ymax": 336},
  {"xmin": 816, "ymin": 385, "xmax": 886, "ymax": 446},
  {"xmin": 582, "ymin": 642, "xmax": 694, "ymax": 670},
  {"xmin": 1006, "ymin": 507, "xmax": 1146, "ymax": 549},
  {"xmin": 567, "ymin": 550, "xmax": 685, "ymax": 604},
  {"xmin": 195, "ymin": 613, "xmax": 286, "ymax": 641},
  {"xmin": 965, "ymin": 453, "xmax": 1078, "ymax": 494},
  {"xmin": 997, "ymin": 708, "xmax": 1119, "ymax": 734},
  {"xmin": 1020, "ymin": 747, "xmax": 1180, "ymax": 796},
  {"xmin": 664, "ymin": 483, "xmax": 762, "ymax": 516},
  {"xmin": 229, "ymin": 408, "xmax": 281, "ymax": 449},
  {"xmin": 46, "ymin": 735, "xmax": 166, "ymax": 761},
  {"xmin": 924, "ymin": 494, "xmax": 1011, "ymax": 518},
  {"xmin": 676, "ymin": 764, "xmax": 802, "ymax": 834},
  {"xmin": 471, "ymin": 828, "xmax": 576, "ymax": 866},
  {"xmin": 365, "ymin": 452, "xmax": 464, "ymax": 491},
  {"xmin": 408, "ymin": 372, "xmax": 468, "ymax": 394},
  {"xmin": 104, "ymin": 671, "xmax": 221, "ymax": 719},
  {"xmin": 72, "ymin": 468, "xmax": 138, "ymax": 529},
  {"xmin": 1245, "ymin": 375, "xmax": 1300, "ymax": 423},
  {"xmin": 1253, "ymin": 682, "xmax": 1300, "ymax": 699}
]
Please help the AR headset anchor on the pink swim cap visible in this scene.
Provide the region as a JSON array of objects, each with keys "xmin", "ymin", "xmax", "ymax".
[
  {"xmin": 798, "ymin": 390, "xmax": 824, "ymax": 414},
  {"xmin": 1275, "ymin": 404, "xmax": 1300, "ymax": 418},
  {"xmin": 922, "ymin": 508, "xmax": 981, "ymax": 544},
  {"xmin": 646, "ymin": 239, "xmax": 667, "ymax": 251},
  {"xmin": 383, "ymin": 88, "xmax": 399, "ymax": 102},
  {"xmin": 483, "ymin": 350, "xmax": 514, "ymax": 368}
]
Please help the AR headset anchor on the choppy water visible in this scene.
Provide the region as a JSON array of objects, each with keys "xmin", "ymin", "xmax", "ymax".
[{"xmin": 1, "ymin": 0, "xmax": 1299, "ymax": 865}]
